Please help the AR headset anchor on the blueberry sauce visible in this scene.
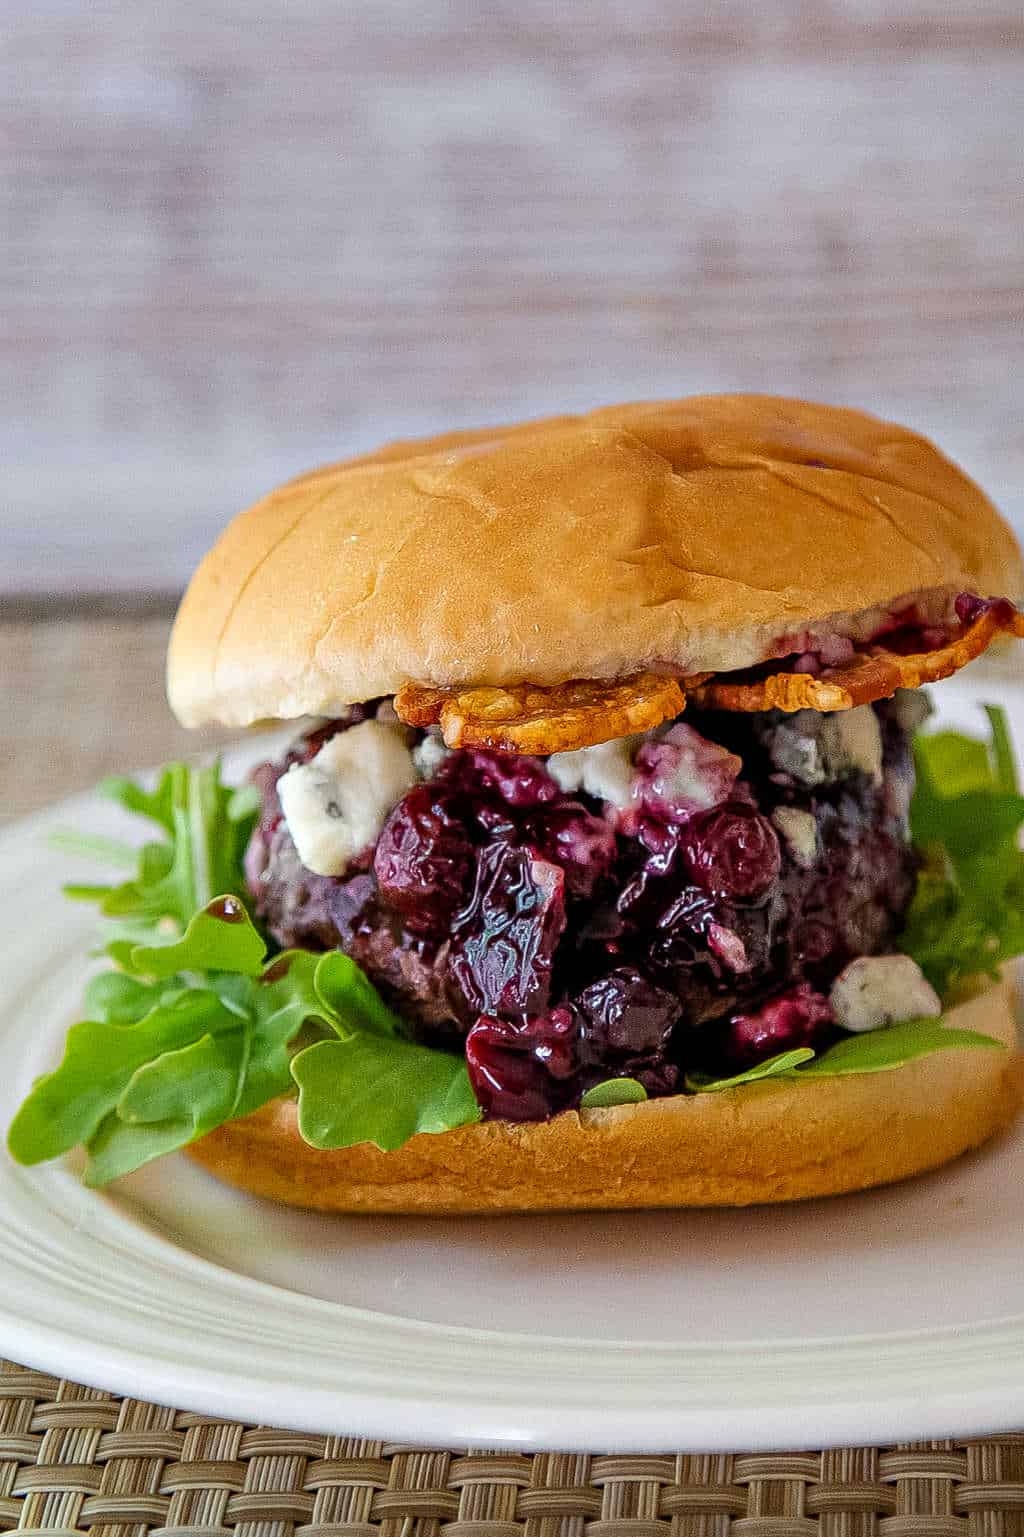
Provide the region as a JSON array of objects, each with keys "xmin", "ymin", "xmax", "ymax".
[
  {"xmin": 735, "ymin": 593, "xmax": 1016, "ymax": 684},
  {"xmin": 954, "ymin": 592, "xmax": 1016, "ymax": 628},
  {"xmin": 724, "ymin": 982, "xmax": 835, "ymax": 1069},
  {"xmin": 245, "ymin": 699, "xmax": 918, "ymax": 1122}
]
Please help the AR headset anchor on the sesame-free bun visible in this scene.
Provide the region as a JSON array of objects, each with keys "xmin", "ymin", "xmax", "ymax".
[
  {"xmin": 167, "ymin": 395, "xmax": 1023, "ymax": 728},
  {"xmin": 185, "ymin": 974, "xmax": 1021, "ymax": 1214}
]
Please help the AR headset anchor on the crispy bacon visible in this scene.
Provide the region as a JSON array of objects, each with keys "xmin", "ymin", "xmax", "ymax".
[
  {"xmin": 394, "ymin": 603, "xmax": 1023, "ymax": 747},
  {"xmin": 396, "ymin": 671, "xmax": 693, "ymax": 754},
  {"xmin": 692, "ymin": 605, "xmax": 1024, "ymax": 714},
  {"xmin": 393, "ymin": 683, "xmax": 448, "ymax": 727}
]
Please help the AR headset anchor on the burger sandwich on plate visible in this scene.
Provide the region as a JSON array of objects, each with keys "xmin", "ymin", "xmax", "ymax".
[{"xmin": 10, "ymin": 394, "xmax": 1024, "ymax": 1212}]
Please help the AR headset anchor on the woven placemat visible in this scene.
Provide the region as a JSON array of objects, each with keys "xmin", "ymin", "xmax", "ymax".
[{"xmin": 3, "ymin": 1361, "xmax": 1024, "ymax": 1537}]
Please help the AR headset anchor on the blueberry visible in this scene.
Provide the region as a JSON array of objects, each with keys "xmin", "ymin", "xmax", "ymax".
[{"xmin": 373, "ymin": 785, "xmax": 476, "ymax": 937}]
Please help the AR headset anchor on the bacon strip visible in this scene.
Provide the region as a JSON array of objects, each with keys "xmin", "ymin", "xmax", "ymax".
[
  {"xmin": 396, "ymin": 671, "xmax": 693, "ymax": 754},
  {"xmin": 393, "ymin": 683, "xmax": 448, "ymax": 727},
  {"xmin": 394, "ymin": 605, "xmax": 1023, "ymax": 747},
  {"xmin": 692, "ymin": 606, "xmax": 1024, "ymax": 714}
]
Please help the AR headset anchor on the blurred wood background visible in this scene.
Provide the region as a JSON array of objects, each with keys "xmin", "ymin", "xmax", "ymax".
[
  {"xmin": 2, "ymin": 0, "xmax": 1024, "ymax": 597},
  {"xmin": 0, "ymin": 616, "xmax": 232, "ymax": 821}
]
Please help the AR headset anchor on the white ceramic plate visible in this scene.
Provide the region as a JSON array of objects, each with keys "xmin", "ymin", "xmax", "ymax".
[{"xmin": 2, "ymin": 674, "xmax": 1024, "ymax": 1451}]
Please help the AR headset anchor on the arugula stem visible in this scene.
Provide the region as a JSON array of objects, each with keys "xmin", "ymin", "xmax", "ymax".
[
  {"xmin": 48, "ymin": 830, "xmax": 138, "ymax": 868},
  {"xmin": 984, "ymin": 704, "xmax": 1018, "ymax": 794},
  {"xmin": 188, "ymin": 766, "xmax": 213, "ymax": 909}
]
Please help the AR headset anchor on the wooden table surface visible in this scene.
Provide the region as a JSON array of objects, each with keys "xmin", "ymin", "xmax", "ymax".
[
  {"xmin": 4, "ymin": 0, "xmax": 1024, "ymax": 596},
  {"xmin": 0, "ymin": 613, "xmax": 233, "ymax": 824}
]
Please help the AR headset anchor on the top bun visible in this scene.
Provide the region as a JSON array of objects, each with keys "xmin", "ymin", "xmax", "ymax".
[{"xmin": 168, "ymin": 395, "xmax": 1023, "ymax": 728}]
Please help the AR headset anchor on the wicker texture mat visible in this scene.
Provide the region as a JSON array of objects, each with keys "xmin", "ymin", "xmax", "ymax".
[{"xmin": 3, "ymin": 1363, "xmax": 1024, "ymax": 1537}]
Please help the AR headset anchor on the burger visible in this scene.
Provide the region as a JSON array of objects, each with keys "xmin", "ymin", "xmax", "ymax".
[{"xmin": 9, "ymin": 394, "xmax": 1024, "ymax": 1212}]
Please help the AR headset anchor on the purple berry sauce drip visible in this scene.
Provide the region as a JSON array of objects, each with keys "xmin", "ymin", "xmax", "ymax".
[{"xmin": 246, "ymin": 705, "xmax": 918, "ymax": 1120}]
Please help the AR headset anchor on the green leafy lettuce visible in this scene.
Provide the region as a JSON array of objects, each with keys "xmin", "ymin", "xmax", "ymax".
[
  {"xmin": 579, "ymin": 1077, "xmax": 649, "ymax": 1108},
  {"xmin": 685, "ymin": 1049, "xmax": 816, "ymax": 1094},
  {"xmin": 8, "ymin": 763, "xmax": 479, "ymax": 1183},
  {"xmin": 62, "ymin": 762, "xmax": 261, "ymax": 941},
  {"xmin": 685, "ymin": 1021, "xmax": 1003, "ymax": 1095},
  {"xmin": 8, "ymin": 703, "xmax": 1024, "ymax": 1178},
  {"xmin": 899, "ymin": 704, "xmax": 1024, "ymax": 996}
]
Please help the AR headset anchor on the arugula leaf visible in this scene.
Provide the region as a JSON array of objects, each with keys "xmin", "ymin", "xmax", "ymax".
[
  {"xmin": 901, "ymin": 706, "xmax": 1024, "ymax": 994},
  {"xmin": 133, "ymin": 954, "xmax": 324, "ymax": 1120},
  {"xmin": 685, "ymin": 1049, "xmax": 815, "ymax": 1093},
  {"xmin": 313, "ymin": 950, "xmax": 402, "ymax": 1038},
  {"xmin": 7, "ymin": 944, "xmax": 332, "ymax": 1184},
  {"xmin": 579, "ymin": 1078, "xmax": 649, "ymax": 1108},
  {"xmin": 99, "ymin": 771, "xmax": 180, "ymax": 833},
  {"xmin": 684, "ymin": 1022, "xmax": 1001, "ymax": 1096},
  {"xmin": 6, "ymin": 835, "xmax": 462, "ymax": 1183},
  {"xmin": 125, "ymin": 899, "xmax": 267, "ymax": 980},
  {"xmin": 68, "ymin": 762, "xmax": 259, "ymax": 942},
  {"xmin": 292, "ymin": 1036, "xmax": 481, "ymax": 1151},
  {"xmin": 81, "ymin": 947, "xmax": 331, "ymax": 1187},
  {"xmin": 49, "ymin": 829, "xmax": 138, "ymax": 868},
  {"xmin": 798, "ymin": 1018, "xmax": 1004, "ymax": 1076},
  {"xmin": 65, "ymin": 883, "xmax": 131, "ymax": 904},
  {"xmin": 82, "ymin": 970, "xmax": 177, "ymax": 1024},
  {"xmin": 909, "ymin": 730, "xmax": 992, "ymax": 801},
  {"xmin": 289, "ymin": 950, "xmax": 478, "ymax": 1155},
  {"xmin": 7, "ymin": 992, "xmax": 225, "ymax": 1166},
  {"xmin": 11, "ymin": 750, "xmax": 472, "ymax": 1180},
  {"xmin": 85, "ymin": 1112, "xmax": 201, "ymax": 1187}
]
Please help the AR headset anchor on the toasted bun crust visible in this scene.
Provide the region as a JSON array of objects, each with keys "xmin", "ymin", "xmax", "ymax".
[
  {"xmin": 168, "ymin": 395, "xmax": 1023, "ymax": 727},
  {"xmin": 186, "ymin": 976, "xmax": 1021, "ymax": 1214}
]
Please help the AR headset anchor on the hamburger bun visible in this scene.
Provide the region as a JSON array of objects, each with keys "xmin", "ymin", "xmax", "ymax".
[
  {"xmin": 186, "ymin": 973, "xmax": 1021, "ymax": 1214},
  {"xmin": 167, "ymin": 394, "xmax": 1023, "ymax": 729}
]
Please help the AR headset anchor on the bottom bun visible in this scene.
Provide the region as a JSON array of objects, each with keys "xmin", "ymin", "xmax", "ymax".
[{"xmin": 187, "ymin": 975, "xmax": 1022, "ymax": 1214}]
